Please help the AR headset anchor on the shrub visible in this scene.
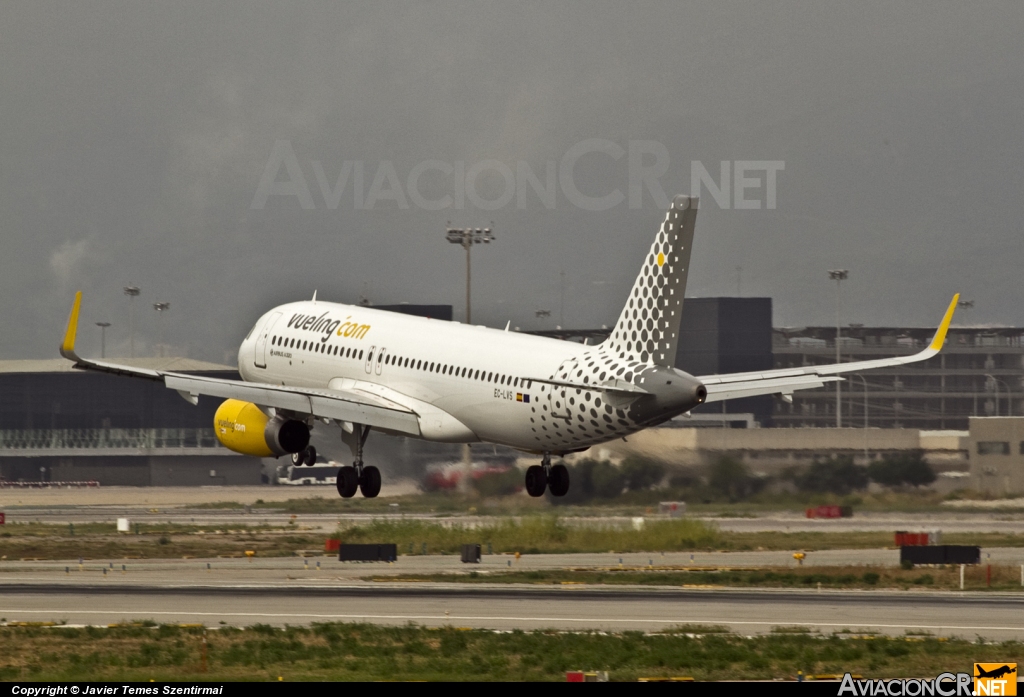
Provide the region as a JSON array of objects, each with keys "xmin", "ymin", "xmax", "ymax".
[
  {"xmin": 795, "ymin": 456, "xmax": 868, "ymax": 495},
  {"xmin": 868, "ymin": 451, "xmax": 936, "ymax": 487},
  {"xmin": 472, "ymin": 468, "xmax": 523, "ymax": 497},
  {"xmin": 548, "ymin": 458, "xmax": 625, "ymax": 504},
  {"xmin": 590, "ymin": 460, "xmax": 626, "ymax": 498},
  {"xmin": 621, "ymin": 456, "xmax": 665, "ymax": 491},
  {"xmin": 707, "ymin": 456, "xmax": 759, "ymax": 501}
]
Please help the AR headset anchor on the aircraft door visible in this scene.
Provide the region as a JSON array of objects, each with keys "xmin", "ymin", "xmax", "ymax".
[
  {"xmin": 547, "ymin": 358, "xmax": 576, "ymax": 422},
  {"xmin": 252, "ymin": 312, "xmax": 281, "ymax": 369},
  {"xmin": 364, "ymin": 346, "xmax": 376, "ymax": 374},
  {"xmin": 375, "ymin": 348, "xmax": 387, "ymax": 376}
]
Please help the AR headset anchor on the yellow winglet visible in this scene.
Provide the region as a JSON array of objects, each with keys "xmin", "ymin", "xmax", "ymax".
[
  {"xmin": 928, "ymin": 293, "xmax": 960, "ymax": 351},
  {"xmin": 60, "ymin": 291, "xmax": 82, "ymax": 360}
]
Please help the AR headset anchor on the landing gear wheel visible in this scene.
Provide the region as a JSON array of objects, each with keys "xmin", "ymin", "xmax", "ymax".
[
  {"xmin": 548, "ymin": 464, "xmax": 570, "ymax": 497},
  {"xmin": 524, "ymin": 465, "xmax": 548, "ymax": 497},
  {"xmin": 303, "ymin": 445, "xmax": 317, "ymax": 466},
  {"xmin": 359, "ymin": 465, "xmax": 381, "ymax": 498},
  {"xmin": 290, "ymin": 450, "xmax": 304, "ymax": 467},
  {"xmin": 336, "ymin": 466, "xmax": 358, "ymax": 498}
]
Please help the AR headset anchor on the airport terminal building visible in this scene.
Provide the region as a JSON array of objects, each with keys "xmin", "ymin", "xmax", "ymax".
[{"xmin": 0, "ymin": 358, "xmax": 264, "ymax": 486}]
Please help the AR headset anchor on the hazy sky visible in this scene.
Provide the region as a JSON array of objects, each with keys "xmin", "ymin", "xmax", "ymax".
[{"xmin": 2, "ymin": 2, "xmax": 1022, "ymax": 363}]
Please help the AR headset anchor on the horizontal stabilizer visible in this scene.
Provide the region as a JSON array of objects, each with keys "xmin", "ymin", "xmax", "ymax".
[{"xmin": 525, "ymin": 376, "xmax": 649, "ymax": 395}]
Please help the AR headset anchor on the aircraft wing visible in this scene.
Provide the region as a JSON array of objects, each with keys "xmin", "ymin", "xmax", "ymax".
[
  {"xmin": 58, "ymin": 292, "xmax": 422, "ymax": 436},
  {"xmin": 698, "ymin": 294, "xmax": 959, "ymax": 403}
]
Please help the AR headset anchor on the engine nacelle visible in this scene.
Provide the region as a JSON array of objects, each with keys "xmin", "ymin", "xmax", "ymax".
[{"xmin": 214, "ymin": 399, "xmax": 309, "ymax": 457}]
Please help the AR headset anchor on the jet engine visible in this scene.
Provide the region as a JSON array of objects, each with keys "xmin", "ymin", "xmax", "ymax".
[{"xmin": 213, "ymin": 398, "xmax": 309, "ymax": 457}]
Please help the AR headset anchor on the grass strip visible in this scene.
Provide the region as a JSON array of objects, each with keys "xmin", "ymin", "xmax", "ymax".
[
  {"xmin": 0, "ymin": 622, "xmax": 1020, "ymax": 682},
  {"xmin": 338, "ymin": 517, "xmax": 1024, "ymax": 554},
  {"xmin": 3, "ymin": 516, "xmax": 1024, "ymax": 559},
  {"xmin": 368, "ymin": 564, "xmax": 1024, "ymax": 592}
]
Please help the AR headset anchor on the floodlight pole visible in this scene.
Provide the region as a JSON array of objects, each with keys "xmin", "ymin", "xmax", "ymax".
[
  {"xmin": 957, "ymin": 299, "xmax": 974, "ymax": 325},
  {"xmin": 985, "ymin": 373, "xmax": 1009, "ymax": 417},
  {"xmin": 446, "ymin": 225, "xmax": 494, "ymax": 325},
  {"xmin": 123, "ymin": 286, "xmax": 140, "ymax": 358},
  {"xmin": 853, "ymin": 374, "xmax": 869, "ymax": 463},
  {"xmin": 828, "ymin": 270, "xmax": 848, "ymax": 427},
  {"xmin": 153, "ymin": 302, "xmax": 170, "ymax": 357},
  {"xmin": 445, "ymin": 225, "xmax": 494, "ymax": 493},
  {"xmin": 95, "ymin": 322, "xmax": 111, "ymax": 359}
]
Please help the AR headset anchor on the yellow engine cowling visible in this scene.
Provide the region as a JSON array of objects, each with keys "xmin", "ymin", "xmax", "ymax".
[{"xmin": 213, "ymin": 399, "xmax": 310, "ymax": 457}]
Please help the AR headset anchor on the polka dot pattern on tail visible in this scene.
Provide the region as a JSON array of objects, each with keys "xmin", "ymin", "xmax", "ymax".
[
  {"xmin": 529, "ymin": 196, "xmax": 700, "ymax": 453},
  {"xmin": 604, "ymin": 195, "xmax": 698, "ymax": 367}
]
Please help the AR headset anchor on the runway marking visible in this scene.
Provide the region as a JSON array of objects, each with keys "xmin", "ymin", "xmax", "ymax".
[{"xmin": 3, "ymin": 609, "xmax": 1023, "ymax": 634}]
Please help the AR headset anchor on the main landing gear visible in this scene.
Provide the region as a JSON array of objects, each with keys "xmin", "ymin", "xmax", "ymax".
[
  {"xmin": 336, "ymin": 424, "xmax": 381, "ymax": 499},
  {"xmin": 525, "ymin": 452, "xmax": 569, "ymax": 498}
]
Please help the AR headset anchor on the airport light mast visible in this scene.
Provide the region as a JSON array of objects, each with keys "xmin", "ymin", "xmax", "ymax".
[
  {"xmin": 957, "ymin": 299, "xmax": 975, "ymax": 325},
  {"xmin": 95, "ymin": 322, "xmax": 110, "ymax": 359},
  {"xmin": 123, "ymin": 285, "xmax": 140, "ymax": 358},
  {"xmin": 445, "ymin": 224, "xmax": 494, "ymax": 324},
  {"xmin": 828, "ymin": 269, "xmax": 849, "ymax": 427},
  {"xmin": 153, "ymin": 302, "xmax": 170, "ymax": 357},
  {"xmin": 446, "ymin": 224, "xmax": 494, "ymax": 492}
]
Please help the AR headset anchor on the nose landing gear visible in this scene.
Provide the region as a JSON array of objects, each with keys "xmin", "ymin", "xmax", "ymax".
[
  {"xmin": 525, "ymin": 453, "xmax": 570, "ymax": 497},
  {"xmin": 291, "ymin": 446, "xmax": 317, "ymax": 467}
]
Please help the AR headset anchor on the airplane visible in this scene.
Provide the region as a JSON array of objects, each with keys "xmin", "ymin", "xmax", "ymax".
[
  {"xmin": 58, "ymin": 195, "xmax": 959, "ymax": 499},
  {"xmin": 976, "ymin": 665, "xmax": 1017, "ymax": 680}
]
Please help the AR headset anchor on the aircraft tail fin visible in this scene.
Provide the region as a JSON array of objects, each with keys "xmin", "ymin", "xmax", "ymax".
[{"xmin": 603, "ymin": 195, "xmax": 698, "ymax": 367}]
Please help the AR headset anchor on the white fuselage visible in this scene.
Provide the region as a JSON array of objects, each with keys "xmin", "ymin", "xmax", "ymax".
[
  {"xmin": 239, "ymin": 301, "xmax": 582, "ymax": 449},
  {"xmin": 237, "ymin": 301, "xmax": 704, "ymax": 454}
]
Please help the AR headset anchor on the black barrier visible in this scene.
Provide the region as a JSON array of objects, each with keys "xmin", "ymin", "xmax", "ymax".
[
  {"xmin": 339, "ymin": 543, "xmax": 397, "ymax": 562},
  {"xmin": 461, "ymin": 543, "xmax": 481, "ymax": 563},
  {"xmin": 900, "ymin": 545, "xmax": 980, "ymax": 566}
]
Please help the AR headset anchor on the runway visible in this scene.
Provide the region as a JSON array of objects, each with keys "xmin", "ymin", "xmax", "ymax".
[{"xmin": 3, "ymin": 582, "xmax": 1024, "ymax": 640}]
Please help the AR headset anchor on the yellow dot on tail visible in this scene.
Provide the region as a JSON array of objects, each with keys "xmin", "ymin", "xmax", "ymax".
[{"xmin": 656, "ymin": 252, "xmax": 665, "ymax": 267}]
